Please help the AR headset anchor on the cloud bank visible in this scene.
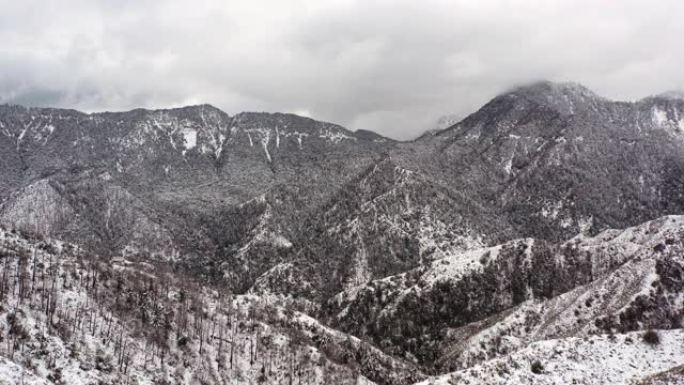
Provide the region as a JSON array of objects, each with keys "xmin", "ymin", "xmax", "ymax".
[{"xmin": 1, "ymin": 0, "xmax": 683, "ymax": 139}]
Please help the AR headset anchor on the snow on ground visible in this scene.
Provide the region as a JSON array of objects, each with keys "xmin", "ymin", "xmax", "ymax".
[
  {"xmin": 0, "ymin": 229, "xmax": 384, "ymax": 385},
  {"xmin": 181, "ymin": 127, "xmax": 197, "ymax": 150},
  {"xmin": 442, "ymin": 254, "xmax": 662, "ymax": 369},
  {"xmin": 423, "ymin": 243, "xmax": 505, "ymax": 284},
  {"xmin": 416, "ymin": 214, "xmax": 485, "ymax": 262},
  {"xmin": 636, "ymin": 365, "xmax": 684, "ymax": 385},
  {"xmin": 318, "ymin": 128, "xmax": 356, "ymax": 144},
  {"xmin": 653, "ymin": 107, "xmax": 669, "ymax": 126},
  {"xmin": 0, "ymin": 356, "xmax": 49, "ymax": 385},
  {"xmin": 435, "ymin": 215, "xmax": 684, "ymax": 370},
  {"xmin": 418, "ymin": 329, "xmax": 684, "ymax": 385}
]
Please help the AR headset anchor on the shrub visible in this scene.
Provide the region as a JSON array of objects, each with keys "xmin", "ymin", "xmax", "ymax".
[
  {"xmin": 643, "ymin": 329, "xmax": 660, "ymax": 345},
  {"xmin": 95, "ymin": 349, "xmax": 113, "ymax": 372},
  {"xmin": 7, "ymin": 312, "xmax": 29, "ymax": 341},
  {"xmin": 530, "ymin": 360, "xmax": 544, "ymax": 374},
  {"xmin": 55, "ymin": 321, "xmax": 72, "ymax": 341},
  {"xmin": 177, "ymin": 335, "xmax": 189, "ymax": 348}
]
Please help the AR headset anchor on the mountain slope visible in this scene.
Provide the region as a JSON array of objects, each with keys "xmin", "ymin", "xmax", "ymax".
[
  {"xmin": 4, "ymin": 82, "xmax": 684, "ymax": 298},
  {"xmin": 394, "ymin": 81, "xmax": 684, "ymax": 241},
  {"xmin": 416, "ymin": 329, "xmax": 684, "ymax": 385},
  {"xmin": 2, "ymin": 81, "xmax": 684, "ymax": 384},
  {"xmin": 0, "ymin": 105, "xmax": 394, "ymax": 285},
  {"xmin": 325, "ymin": 215, "xmax": 684, "ymax": 369},
  {"xmin": 0, "ymin": 227, "xmax": 423, "ymax": 385}
]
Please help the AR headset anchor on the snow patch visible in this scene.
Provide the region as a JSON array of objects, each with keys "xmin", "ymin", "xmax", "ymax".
[
  {"xmin": 319, "ymin": 129, "xmax": 356, "ymax": 144},
  {"xmin": 503, "ymin": 156, "xmax": 513, "ymax": 175},
  {"xmin": 181, "ymin": 127, "xmax": 197, "ymax": 150},
  {"xmin": 419, "ymin": 329, "xmax": 684, "ymax": 385},
  {"xmin": 541, "ymin": 201, "xmax": 563, "ymax": 219},
  {"xmin": 653, "ymin": 107, "xmax": 669, "ymax": 126},
  {"xmin": 262, "ymin": 132, "xmax": 272, "ymax": 162}
]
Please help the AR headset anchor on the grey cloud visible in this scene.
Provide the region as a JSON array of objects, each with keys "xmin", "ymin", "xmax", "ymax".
[{"xmin": 1, "ymin": 0, "xmax": 683, "ymax": 139}]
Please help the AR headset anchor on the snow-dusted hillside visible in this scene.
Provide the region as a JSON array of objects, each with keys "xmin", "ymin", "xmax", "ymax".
[
  {"xmin": 327, "ymin": 215, "xmax": 684, "ymax": 372},
  {"xmin": 0, "ymin": 228, "xmax": 422, "ymax": 385},
  {"xmin": 2, "ymin": 81, "xmax": 684, "ymax": 384},
  {"xmin": 417, "ymin": 329, "xmax": 684, "ymax": 385}
]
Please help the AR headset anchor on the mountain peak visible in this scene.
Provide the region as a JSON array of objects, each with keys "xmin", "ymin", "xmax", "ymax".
[
  {"xmin": 495, "ymin": 80, "xmax": 604, "ymax": 116},
  {"xmin": 506, "ymin": 80, "xmax": 600, "ymax": 100},
  {"xmin": 147, "ymin": 103, "xmax": 228, "ymax": 117},
  {"xmin": 434, "ymin": 113, "xmax": 463, "ymax": 130},
  {"xmin": 233, "ymin": 111, "xmax": 392, "ymax": 142},
  {"xmin": 655, "ymin": 90, "xmax": 684, "ymax": 101}
]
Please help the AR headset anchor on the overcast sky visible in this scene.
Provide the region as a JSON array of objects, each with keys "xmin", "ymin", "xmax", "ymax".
[{"xmin": 1, "ymin": 0, "xmax": 683, "ymax": 139}]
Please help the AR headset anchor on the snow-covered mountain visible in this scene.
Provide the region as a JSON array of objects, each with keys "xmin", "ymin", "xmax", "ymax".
[{"xmin": 1, "ymin": 81, "xmax": 684, "ymax": 384}]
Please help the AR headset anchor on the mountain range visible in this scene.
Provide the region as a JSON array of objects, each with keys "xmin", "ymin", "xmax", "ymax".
[{"xmin": 1, "ymin": 81, "xmax": 684, "ymax": 384}]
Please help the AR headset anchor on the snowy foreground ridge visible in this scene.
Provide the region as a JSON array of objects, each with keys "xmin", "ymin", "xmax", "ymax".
[
  {"xmin": 417, "ymin": 330, "xmax": 684, "ymax": 385},
  {"xmin": 0, "ymin": 213, "xmax": 683, "ymax": 384},
  {"xmin": 0, "ymin": 228, "xmax": 416, "ymax": 385}
]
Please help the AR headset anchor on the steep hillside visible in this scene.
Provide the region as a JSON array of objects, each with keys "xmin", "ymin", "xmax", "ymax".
[
  {"xmin": 395, "ymin": 81, "xmax": 684, "ymax": 241},
  {"xmin": 416, "ymin": 329, "xmax": 684, "ymax": 385},
  {"xmin": 326, "ymin": 215, "xmax": 684, "ymax": 369},
  {"xmin": 0, "ymin": 105, "xmax": 394, "ymax": 288},
  {"xmin": 4, "ymin": 82, "xmax": 684, "ymax": 299},
  {"xmin": 2, "ymin": 82, "xmax": 684, "ymax": 384},
  {"xmin": 249, "ymin": 159, "xmax": 501, "ymax": 300},
  {"xmin": 637, "ymin": 365, "xmax": 684, "ymax": 385},
  {"xmin": 0, "ymin": 228, "xmax": 423, "ymax": 385}
]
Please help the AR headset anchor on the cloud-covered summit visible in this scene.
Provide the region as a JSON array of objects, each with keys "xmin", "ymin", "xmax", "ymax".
[{"xmin": 1, "ymin": 0, "xmax": 683, "ymax": 139}]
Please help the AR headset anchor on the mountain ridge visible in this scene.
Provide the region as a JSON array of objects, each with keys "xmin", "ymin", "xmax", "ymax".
[
  {"xmin": 2, "ymin": 80, "xmax": 684, "ymax": 384},
  {"xmin": 4, "ymin": 79, "xmax": 681, "ymax": 145}
]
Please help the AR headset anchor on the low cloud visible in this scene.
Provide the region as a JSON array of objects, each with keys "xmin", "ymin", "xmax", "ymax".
[{"xmin": 1, "ymin": 0, "xmax": 683, "ymax": 139}]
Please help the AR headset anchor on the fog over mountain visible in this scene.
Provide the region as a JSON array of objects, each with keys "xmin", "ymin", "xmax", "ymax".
[{"xmin": 2, "ymin": 0, "xmax": 684, "ymax": 139}]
